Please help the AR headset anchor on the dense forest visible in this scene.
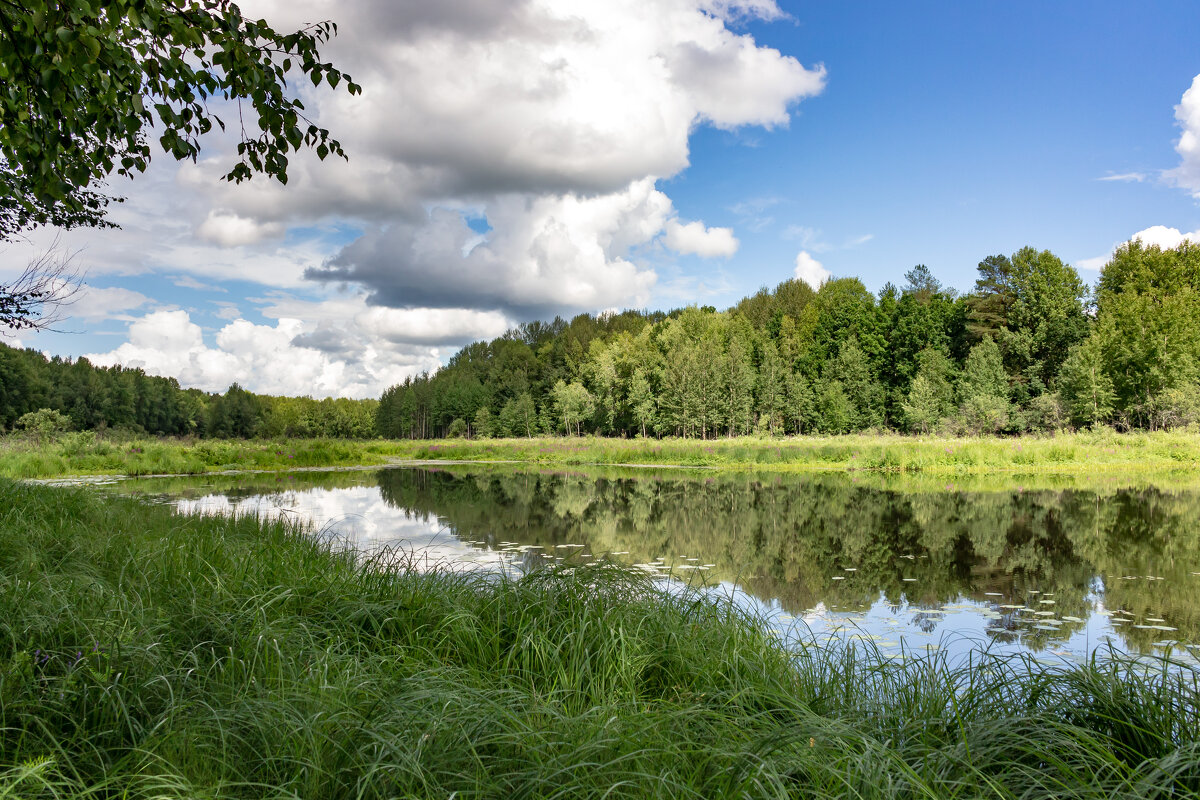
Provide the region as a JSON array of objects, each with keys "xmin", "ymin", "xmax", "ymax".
[
  {"xmin": 379, "ymin": 240, "xmax": 1200, "ymax": 438},
  {"xmin": 3, "ymin": 239, "xmax": 1197, "ymax": 441},
  {"xmin": 0, "ymin": 347, "xmax": 377, "ymax": 438}
]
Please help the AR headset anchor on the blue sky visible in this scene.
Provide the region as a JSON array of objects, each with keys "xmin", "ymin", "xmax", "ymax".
[
  {"xmin": 3, "ymin": 0, "xmax": 1199, "ymax": 397},
  {"xmin": 668, "ymin": 0, "xmax": 1200, "ymax": 296}
]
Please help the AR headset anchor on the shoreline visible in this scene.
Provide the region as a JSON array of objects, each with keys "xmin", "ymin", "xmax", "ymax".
[{"xmin": 3, "ymin": 429, "xmax": 1200, "ymax": 480}]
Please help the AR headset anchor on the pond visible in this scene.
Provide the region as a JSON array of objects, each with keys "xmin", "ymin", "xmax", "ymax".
[{"xmin": 93, "ymin": 463, "xmax": 1200, "ymax": 667}]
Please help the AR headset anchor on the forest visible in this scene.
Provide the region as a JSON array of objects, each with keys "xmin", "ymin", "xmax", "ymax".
[
  {"xmin": 378, "ymin": 239, "xmax": 1200, "ymax": 439},
  {"xmin": 3, "ymin": 238, "xmax": 1197, "ymax": 443},
  {"xmin": 0, "ymin": 348, "xmax": 377, "ymax": 439}
]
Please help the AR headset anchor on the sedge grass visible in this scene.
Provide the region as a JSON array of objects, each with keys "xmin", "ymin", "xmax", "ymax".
[{"xmin": 2, "ymin": 479, "xmax": 1199, "ymax": 798}]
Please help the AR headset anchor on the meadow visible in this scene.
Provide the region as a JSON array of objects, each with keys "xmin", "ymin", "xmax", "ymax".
[
  {"xmin": 2, "ymin": 478, "xmax": 1199, "ymax": 799},
  {"xmin": 4, "ymin": 427, "xmax": 1200, "ymax": 480}
]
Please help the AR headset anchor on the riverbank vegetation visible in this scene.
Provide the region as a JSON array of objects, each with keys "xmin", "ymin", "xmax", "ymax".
[
  {"xmin": 4, "ymin": 428, "xmax": 1200, "ymax": 480},
  {"xmin": 380, "ymin": 240, "xmax": 1200, "ymax": 439},
  {"xmin": 1, "ymin": 478, "xmax": 1198, "ymax": 799},
  {"xmin": 0, "ymin": 433, "xmax": 399, "ymax": 479}
]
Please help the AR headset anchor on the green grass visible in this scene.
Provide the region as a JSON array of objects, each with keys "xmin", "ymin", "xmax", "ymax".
[
  {"xmin": 0, "ymin": 431, "xmax": 405, "ymax": 480},
  {"xmin": 1, "ymin": 479, "xmax": 1199, "ymax": 798},
  {"xmin": 6, "ymin": 428, "xmax": 1200, "ymax": 480},
  {"xmin": 401, "ymin": 429, "xmax": 1200, "ymax": 475}
]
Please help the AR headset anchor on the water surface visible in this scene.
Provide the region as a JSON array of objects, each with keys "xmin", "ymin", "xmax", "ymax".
[{"xmin": 99, "ymin": 464, "xmax": 1200, "ymax": 667}]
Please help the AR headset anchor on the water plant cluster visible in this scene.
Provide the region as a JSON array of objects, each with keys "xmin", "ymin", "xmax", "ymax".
[{"xmin": 2, "ymin": 478, "xmax": 1198, "ymax": 798}]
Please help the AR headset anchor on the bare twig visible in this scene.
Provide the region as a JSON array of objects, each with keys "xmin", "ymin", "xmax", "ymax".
[{"xmin": 0, "ymin": 238, "xmax": 86, "ymax": 332}]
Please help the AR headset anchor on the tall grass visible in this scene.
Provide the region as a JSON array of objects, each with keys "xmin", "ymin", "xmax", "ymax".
[
  {"xmin": 0, "ymin": 432, "xmax": 401, "ymax": 480},
  {"xmin": 3, "ymin": 429, "xmax": 1200, "ymax": 480},
  {"xmin": 402, "ymin": 429, "xmax": 1200, "ymax": 475},
  {"xmin": 1, "ymin": 479, "xmax": 1198, "ymax": 798}
]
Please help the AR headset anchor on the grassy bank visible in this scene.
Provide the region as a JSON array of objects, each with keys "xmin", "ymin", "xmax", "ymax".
[
  {"xmin": 2, "ymin": 479, "xmax": 1199, "ymax": 798},
  {"xmin": 0, "ymin": 432, "xmax": 403, "ymax": 479},
  {"xmin": 4, "ymin": 428, "xmax": 1200, "ymax": 479},
  {"xmin": 398, "ymin": 428, "xmax": 1200, "ymax": 474}
]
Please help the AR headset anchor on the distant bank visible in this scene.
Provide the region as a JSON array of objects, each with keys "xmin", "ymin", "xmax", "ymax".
[{"xmin": 2, "ymin": 429, "xmax": 1199, "ymax": 480}]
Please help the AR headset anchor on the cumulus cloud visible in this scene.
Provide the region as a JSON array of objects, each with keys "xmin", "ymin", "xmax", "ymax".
[
  {"xmin": 1168, "ymin": 74, "xmax": 1200, "ymax": 197},
  {"xmin": 1077, "ymin": 224, "xmax": 1200, "ymax": 272},
  {"xmin": 793, "ymin": 250, "xmax": 830, "ymax": 289},
  {"xmin": 663, "ymin": 218, "xmax": 739, "ymax": 258},
  {"xmin": 308, "ymin": 179, "xmax": 669, "ymax": 317},
  {"xmin": 18, "ymin": 1, "xmax": 826, "ymax": 399},
  {"xmin": 225, "ymin": 0, "xmax": 824, "ymax": 205},
  {"xmin": 196, "ymin": 211, "xmax": 285, "ymax": 247},
  {"xmin": 83, "ymin": 307, "xmax": 470, "ymax": 398},
  {"xmin": 194, "ymin": 0, "xmax": 824, "ymax": 317}
]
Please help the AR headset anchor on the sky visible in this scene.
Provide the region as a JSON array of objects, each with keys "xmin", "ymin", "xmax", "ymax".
[{"xmin": 2, "ymin": 0, "xmax": 1200, "ymax": 399}]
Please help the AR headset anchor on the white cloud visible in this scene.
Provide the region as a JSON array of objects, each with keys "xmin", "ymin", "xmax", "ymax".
[
  {"xmin": 189, "ymin": 0, "xmax": 823, "ymax": 316},
  {"xmin": 1128, "ymin": 224, "xmax": 1200, "ymax": 250},
  {"xmin": 196, "ymin": 211, "xmax": 285, "ymax": 247},
  {"xmin": 1077, "ymin": 224, "xmax": 1200, "ymax": 272},
  {"xmin": 355, "ymin": 306, "xmax": 512, "ymax": 347},
  {"xmin": 174, "ymin": 275, "xmax": 228, "ymax": 292},
  {"xmin": 663, "ymin": 218, "xmax": 739, "ymax": 258},
  {"xmin": 309, "ymin": 179, "xmax": 668, "ymax": 316},
  {"xmin": 699, "ymin": 0, "xmax": 788, "ymax": 22},
  {"xmin": 1168, "ymin": 74, "xmax": 1200, "ymax": 197},
  {"xmin": 212, "ymin": 302, "xmax": 242, "ymax": 320},
  {"xmin": 13, "ymin": 1, "xmax": 827, "ymax": 398},
  {"xmin": 66, "ymin": 285, "xmax": 152, "ymax": 323},
  {"xmin": 83, "ymin": 307, "xmax": 460, "ymax": 398},
  {"xmin": 1097, "ymin": 172, "xmax": 1147, "ymax": 183},
  {"xmin": 793, "ymin": 250, "xmax": 830, "ymax": 289}
]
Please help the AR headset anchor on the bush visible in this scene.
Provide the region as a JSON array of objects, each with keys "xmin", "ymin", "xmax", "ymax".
[
  {"xmin": 446, "ymin": 418, "xmax": 468, "ymax": 438},
  {"xmin": 956, "ymin": 394, "xmax": 1011, "ymax": 435},
  {"xmin": 15, "ymin": 408, "xmax": 72, "ymax": 439},
  {"xmin": 1023, "ymin": 392, "xmax": 1068, "ymax": 433}
]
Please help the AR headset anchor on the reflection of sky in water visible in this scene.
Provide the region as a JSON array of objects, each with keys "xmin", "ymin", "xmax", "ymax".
[
  {"xmin": 125, "ymin": 477, "xmax": 1200, "ymax": 669},
  {"xmin": 174, "ymin": 488, "xmax": 519, "ymax": 573}
]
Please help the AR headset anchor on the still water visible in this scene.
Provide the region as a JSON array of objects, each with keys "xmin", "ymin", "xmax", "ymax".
[{"xmin": 97, "ymin": 464, "xmax": 1200, "ymax": 667}]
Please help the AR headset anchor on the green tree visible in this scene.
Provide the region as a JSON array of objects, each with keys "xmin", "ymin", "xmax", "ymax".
[
  {"xmin": 1005, "ymin": 246, "xmax": 1090, "ymax": 394},
  {"xmin": 828, "ymin": 336, "xmax": 884, "ymax": 429},
  {"xmin": 956, "ymin": 336, "xmax": 1011, "ymax": 434},
  {"xmin": 966, "ymin": 254, "xmax": 1017, "ymax": 342},
  {"xmin": 756, "ymin": 338, "xmax": 785, "ymax": 435},
  {"xmin": 551, "ymin": 380, "xmax": 595, "ymax": 436},
  {"xmin": 1058, "ymin": 337, "xmax": 1115, "ymax": 428},
  {"xmin": 1091, "ymin": 239, "xmax": 1200, "ymax": 425},
  {"xmin": 815, "ymin": 379, "xmax": 854, "ymax": 434},
  {"xmin": 902, "ymin": 375, "xmax": 943, "ymax": 434},
  {"xmin": 784, "ymin": 371, "xmax": 815, "ymax": 434},
  {"xmin": 959, "ymin": 336, "xmax": 1009, "ymax": 401},
  {"xmin": 0, "ymin": 0, "xmax": 360, "ymax": 240},
  {"xmin": 472, "ymin": 406, "xmax": 495, "ymax": 439},
  {"xmin": 629, "ymin": 369, "xmax": 657, "ymax": 438},
  {"xmin": 208, "ymin": 383, "xmax": 262, "ymax": 438},
  {"xmin": 723, "ymin": 315, "xmax": 756, "ymax": 436}
]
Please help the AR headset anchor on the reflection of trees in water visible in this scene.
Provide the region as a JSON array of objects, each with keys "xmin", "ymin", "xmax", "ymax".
[{"xmin": 374, "ymin": 467, "xmax": 1200, "ymax": 645}]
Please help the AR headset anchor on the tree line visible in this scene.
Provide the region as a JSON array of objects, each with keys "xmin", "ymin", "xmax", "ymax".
[
  {"xmin": 0, "ymin": 347, "xmax": 376, "ymax": 438},
  {"xmin": 379, "ymin": 240, "xmax": 1200, "ymax": 438}
]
